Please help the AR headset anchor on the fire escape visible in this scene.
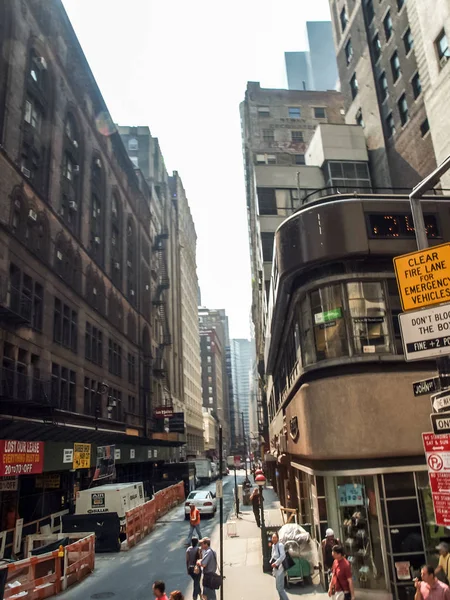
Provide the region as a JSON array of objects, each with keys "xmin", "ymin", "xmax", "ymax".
[{"xmin": 152, "ymin": 229, "xmax": 173, "ymax": 410}]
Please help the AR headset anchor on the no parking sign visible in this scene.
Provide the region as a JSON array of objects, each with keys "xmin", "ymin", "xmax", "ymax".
[{"xmin": 423, "ymin": 432, "xmax": 450, "ymax": 525}]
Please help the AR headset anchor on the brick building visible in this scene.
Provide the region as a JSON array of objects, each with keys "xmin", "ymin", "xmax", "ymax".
[{"xmin": 0, "ymin": 0, "xmax": 187, "ymax": 534}]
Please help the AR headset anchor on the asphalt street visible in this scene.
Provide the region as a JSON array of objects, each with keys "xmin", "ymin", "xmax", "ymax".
[{"xmin": 58, "ymin": 472, "xmax": 244, "ymax": 600}]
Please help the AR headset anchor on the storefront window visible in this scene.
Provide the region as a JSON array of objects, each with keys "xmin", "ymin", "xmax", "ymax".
[
  {"xmin": 347, "ymin": 282, "xmax": 390, "ymax": 354},
  {"xmin": 416, "ymin": 471, "xmax": 450, "ymax": 559},
  {"xmin": 300, "ymin": 296, "xmax": 315, "ymax": 366},
  {"xmin": 311, "ymin": 284, "xmax": 348, "ymax": 361},
  {"xmin": 335, "ymin": 476, "xmax": 386, "ymax": 590}
]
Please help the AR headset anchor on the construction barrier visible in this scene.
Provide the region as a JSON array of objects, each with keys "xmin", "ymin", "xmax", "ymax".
[
  {"xmin": 126, "ymin": 481, "xmax": 184, "ymax": 548},
  {"xmin": 1, "ymin": 533, "xmax": 95, "ymax": 599}
]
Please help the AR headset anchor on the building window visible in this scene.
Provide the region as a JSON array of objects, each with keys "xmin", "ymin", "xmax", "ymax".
[
  {"xmin": 379, "ymin": 72, "xmax": 388, "ymax": 102},
  {"xmin": 51, "ymin": 363, "xmax": 76, "ymax": 412},
  {"xmin": 261, "ymin": 232, "xmax": 275, "ymax": 262},
  {"xmin": 356, "ymin": 110, "xmax": 365, "ymax": 128},
  {"xmin": 436, "ymin": 29, "xmax": 450, "ymax": 67},
  {"xmin": 397, "ymin": 0, "xmax": 405, "ymax": 10},
  {"xmin": 291, "ymin": 130, "xmax": 304, "ymax": 142},
  {"xmin": 128, "ymin": 353, "xmax": 136, "ymax": 385},
  {"xmin": 90, "ymin": 157, "xmax": 104, "ymax": 266},
  {"xmin": 347, "ymin": 282, "xmax": 390, "ymax": 354},
  {"xmin": 262, "ymin": 129, "xmax": 274, "ymax": 142},
  {"xmin": 340, "ymin": 6, "xmax": 348, "ymax": 32},
  {"xmin": 295, "ymin": 154, "xmax": 306, "ymax": 165},
  {"xmin": 84, "ymin": 377, "xmax": 100, "ymax": 417},
  {"xmin": 9, "ymin": 263, "xmax": 43, "ymax": 329},
  {"xmin": 345, "ymin": 39, "xmax": 353, "ymax": 65},
  {"xmin": 314, "ymin": 107, "xmax": 326, "ymax": 119},
  {"xmin": 127, "ymin": 217, "xmax": 137, "ymax": 304},
  {"xmin": 383, "ymin": 11, "xmax": 393, "ymax": 41},
  {"xmin": 53, "ymin": 297, "xmax": 77, "ymax": 352},
  {"xmin": 403, "ymin": 28, "xmax": 413, "ymax": 54},
  {"xmin": 108, "ymin": 338, "xmax": 122, "ymax": 377},
  {"xmin": 390, "ymin": 51, "xmax": 401, "ymax": 82},
  {"xmin": 257, "ymin": 106, "xmax": 270, "ymax": 117},
  {"xmin": 267, "ymin": 154, "xmax": 277, "ymax": 164},
  {"xmin": 128, "ymin": 395, "xmax": 137, "ymax": 414},
  {"xmin": 311, "ymin": 284, "xmax": 348, "ymax": 361},
  {"xmin": 257, "ymin": 188, "xmax": 277, "ymax": 215},
  {"xmin": 327, "ymin": 161, "xmax": 371, "ymax": 192},
  {"xmin": 85, "ymin": 322, "xmax": 103, "ymax": 366},
  {"xmin": 411, "ymin": 72, "xmax": 422, "ymax": 99},
  {"xmin": 128, "ymin": 138, "xmax": 138, "ymax": 151},
  {"xmin": 61, "ymin": 113, "xmax": 81, "ymax": 235},
  {"xmin": 398, "ymin": 93, "xmax": 409, "ymax": 126},
  {"xmin": 420, "ymin": 118, "xmax": 430, "ymax": 137},
  {"xmin": 288, "ymin": 107, "xmax": 301, "ymax": 119},
  {"xmin": 111, "ymin": 192, "xmax": 122, "ymax": 289},
  {"xmin": 350, "ymin": 74, "xmax": 359, "ymax": 99},
  {"xmin": 365, "ymin": 0, "xmax": 374, "ymax": 23},
  {"xmin": 386, "ymin": 112, "xmax": 396, "ymax": 137},
  {"xmin": 372, "ymin": 34, "xmax": 381, "ymax": 62}
]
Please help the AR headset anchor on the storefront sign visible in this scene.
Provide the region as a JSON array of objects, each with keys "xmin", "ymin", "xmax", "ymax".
[
  {"xmin": 0, "ymin": 476, "xmax": 18, "ymax": 492},
  {"xmin": 399, "ymin": 306, "xmax": 450, "ymax": 361},
  {"xmin": 130, "ymin": 449, "xmax": 135, "ymax": 459},
  {"xmin": 36, "ymin": 474, "xmax": 61, "ymax": 489},
  {"xmin": 413, "ymin": 377, "xmax": 440, "ymax": 397},
  {"xmin": 431, "ymin": 412, "xmax": 450, "ymax": 436},
  {"xmin": 0, "ymin": 441, "xmax": 44, "ymax": 476},
  {"xmin": 314, "ymin": 308, "xmax": 342, "ymax": 325},
  {"xmin": 395, "ymin": 562, "xmax": 411, "ymax": 581},
  {"xmin": 73, "ymin": 443, "xmax": 91, "ymax": 469},
  {"xmin": 93, "ymin": 445, "xmax": 115, "ymax": 481},
  {"xmin": 432, "ymin": 390, "xmax": 450, "ymax": 413},
  {"xmin": 423, "ymin": 432, "xmax": 450, "ymax": 526},
  {"xmin": 154, "ymin": 407, "xmax": 174, "ymax": 418},
  {"xmin": 338, "ymin": 483, "xmax": 364, "ymax": 506},
  {"xmin": 114, "ymin": 448, "xmax": 121, "ymax": 460},
  {"xmin": 63, "ymin": 448, "xmax": 74, "ymax": 464},
  {"xmin": 394, "ymin": 243, "xmax": 450, "ymax": 311}
]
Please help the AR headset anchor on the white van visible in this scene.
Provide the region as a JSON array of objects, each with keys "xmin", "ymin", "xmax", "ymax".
[{"xmin": 75, "ymin": 482, "xmax": 145, "ymax": 525}]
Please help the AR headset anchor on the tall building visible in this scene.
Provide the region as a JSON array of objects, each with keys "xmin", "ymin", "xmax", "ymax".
[
  {"xmin": 406, "ymin": 0, "xmax": 450, "ymax": 188},
  {"xmin": 169, "ymin": 173, "xmax": 204, "ymax": 456},
  {"xmin": 240, "ymin": 83, "xmax": 346, "ymax": 440},
  {"xmin": 0, "ymin": 0, "xmax": 188, "ymax": 532},
  {"xmin": 230, "ymin": 339, "xmax": 257, "ymax": 449},
  {"xmin": 328, "ymin": 0, "xmax": 437, "ymax": 189},
  {"xmin": 198, "ymin": 308, "xmax": 233, "ymax": 453},
  {"xmin": 199, "ymin": 329, "xmax": 223, "ymax": 456},
  {"xmin": 285, "ymin": 22, "xmax": 339, "ymax": 91}
]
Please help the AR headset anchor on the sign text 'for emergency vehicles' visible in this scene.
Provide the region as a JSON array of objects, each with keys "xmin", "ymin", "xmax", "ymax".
[{"xmin": 394, "ymin": 243, "xmax": 450, "ymax": 311}]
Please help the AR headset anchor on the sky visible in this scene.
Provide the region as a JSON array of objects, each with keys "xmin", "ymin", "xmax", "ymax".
[{"xmin": 62, "ymin": 0, "xmax": 333, "ymax": 339}]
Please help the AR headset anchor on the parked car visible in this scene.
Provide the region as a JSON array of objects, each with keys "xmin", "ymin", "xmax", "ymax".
[{"xmin": 184, "ymin": 490, "xmax": 217, "ymax": 519}]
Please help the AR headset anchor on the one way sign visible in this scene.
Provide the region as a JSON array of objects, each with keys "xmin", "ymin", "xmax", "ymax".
[{"xmin": 432, "ymin": 389, "xmax": 450, "ymax": 413}]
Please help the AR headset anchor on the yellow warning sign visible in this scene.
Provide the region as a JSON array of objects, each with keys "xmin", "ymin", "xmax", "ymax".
[
  {"xmin": 394, "ymin": 243, "xmax": 450, "ymax": 311},
  {"xmin": 73, "ymin": 443, "xmax": 91, "ymax": 469}
]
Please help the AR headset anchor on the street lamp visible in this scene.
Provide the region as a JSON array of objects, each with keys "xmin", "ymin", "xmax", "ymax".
[{"xmin": 256, "ymin": 473, "xmax": 270, "ymax": 572}]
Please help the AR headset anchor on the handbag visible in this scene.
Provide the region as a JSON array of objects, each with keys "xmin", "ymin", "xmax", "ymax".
[
  {"xmin": 203, "ymin": 551, "xmax": 223, "ymax": 590},
  {"xmin": 282, "ymin": 552, "xmax": 295, "ymax": 571}
]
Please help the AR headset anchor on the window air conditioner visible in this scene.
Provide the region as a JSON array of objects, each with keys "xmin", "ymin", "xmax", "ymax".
[
  {"xmin": 28, "ymin": 209, "xmax": 37, "ymax": 221},
  {"xmin": 73, "ymin": 140, "xmax": 78, "ymax": 149},
  {"xmin": 21, "ymin": 166, "xmax": 31, "ymax": 178},
  {"xmin": 114, "ymin": 261, "xmax": 120, "ymax": 269},
  {"xmin": 57, "ymin": 251, "xmax": 63, "ymax": 260},
  {"xmin": 93, "ymin": 287, "xmax": 97, "ymax": 295},
  {"xmin": 130, "ymin": 289, "xmax": 135, "ymax": 296},
  {"xmin": 35, "ymin": 56, "xmax": 47, "ymax": 70},
  {"xmin": 111, "ymin": 400, "xmax": 117, "ymax": 407},
  {"xmin": 95, "ymin": 158, "xmax": 102, "ymax": 168},
  {"xmin": 112, "ymin": 208, "xmax": 117, "ymax": 217},
  {"xmin": 440, "ymin": 55, "xmax": 449, "ymax": 68},
  {"xmin": 73, "ymin": 165, "xmax": 80, "ymax": 174},
  {"xmin": 94, "ymin": 236, "xmax": 101, "ymax": 244},
  {"xmin": 69, "ymin": 201, "xmax": 77, "ymax": 211}
]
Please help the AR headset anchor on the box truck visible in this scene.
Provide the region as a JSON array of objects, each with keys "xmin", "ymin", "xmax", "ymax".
[
  {"xmin": 75, "ymin": 482, "xmax": 145, "ymax": 525},
  {"xmin": 194, "ymin": 459, "xmax": 212, "ymax": 485}
]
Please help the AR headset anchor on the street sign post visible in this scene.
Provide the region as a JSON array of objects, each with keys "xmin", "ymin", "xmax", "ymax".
[
  {"xmin": 398, "ymin": 306, "xmax": 450, "ymax": 361},
  {"xmin": 431, "ymin": 389, "xmax": 450, "ymax": 413},
  {"xmin": 423, "ymin": 432, "xmax": 450, "ymax": 525},
  {"xmin": 394, "ymin": 243, "xmax": 450, "ymax": 312},
  {"xmin": 413, "ymin": 376, "xmax": 440, "ymax": 397},
  {"xmin": 431, "ymin": 411, "xmax": 450, "ymax": 435}
]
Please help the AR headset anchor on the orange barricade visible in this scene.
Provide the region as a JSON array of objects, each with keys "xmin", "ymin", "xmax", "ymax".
[
  {"xmin": 125, "ymin": 482, "xmax": 185, "ymax": 548},
  {"xmin": 63, "ymin": 533, "xmax": 95, "ymax": 590},
  {"xmin": 3, "ymin": 549, "xmax": 62, "ymax": 600}
]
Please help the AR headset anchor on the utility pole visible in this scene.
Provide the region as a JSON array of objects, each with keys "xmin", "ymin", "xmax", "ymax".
[
  {"xmin": 409, "ymin": 156, "xmax": 450, "ymax": 388},
  {"xmin": 219, "ymin": 425, "xmax": 224, "ymax": 600}
]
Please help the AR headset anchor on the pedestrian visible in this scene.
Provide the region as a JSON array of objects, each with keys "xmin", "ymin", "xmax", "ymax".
[
  {"xmin": 328, "ymin": 545, "xmax": 355, "ymax": 600},
  {"xmin": 186, "ymin": 537, "xmax": 202, "ymax": 600},
  {"xmin": 250, "ymin": 487, "xmax": 261, "ymax": 527},
  {"xmin": 170, "ymin": 592, "xmax": 184, "ymax": 600},
  {"xmin": 153, "ymin": 581, "xmax": 169, "ymax": 600},
  {"xmin": 415, "ymin": 565, "xmax": 450, "ymax": 600},
  {"xmin": 436, "ymin": 543, "xmax": 450, "ymax": 584},
  {"xmin": 197, "ymin": 537, "xmax": 217, "ymax": 600},
  {"xmin": 186, "ymin": 503, "xmax": 202, "ymax": 545},
  {"xmin": 270, "ymin": 532, "xmax": 289, "ymax": 600},
  {"xmin": 322, "ymin": 528, "xmax": 341, "ymax": 587}
]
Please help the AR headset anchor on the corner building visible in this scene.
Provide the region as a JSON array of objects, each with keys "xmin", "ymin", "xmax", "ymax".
[{"xmin": 265, "ymin": 192, "xmax": 450, "ymax": 600}]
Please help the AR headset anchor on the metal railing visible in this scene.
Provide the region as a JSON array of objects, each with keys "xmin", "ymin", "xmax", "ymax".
[
  {"xmin": 0, "ymin": 367, "xmax": 51, "ymax": 406},
  {"xmin": 300, "ymin": 185, "xmax": 450, "ymax": 205}
]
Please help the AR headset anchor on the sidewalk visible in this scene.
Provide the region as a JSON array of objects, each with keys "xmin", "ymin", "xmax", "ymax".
[{"xmin": 219, "ymin": 485, "xmax": 328, "ymax": 600}]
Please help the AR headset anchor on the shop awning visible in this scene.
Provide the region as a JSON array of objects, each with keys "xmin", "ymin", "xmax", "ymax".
[{"xmin": 0, "ymin": 417, "xmax": 184, "ymax": 447}]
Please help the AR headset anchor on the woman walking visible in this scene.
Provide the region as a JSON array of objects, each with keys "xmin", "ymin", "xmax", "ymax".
[{"xmin": 186, "ymin": 537, "xmax": 202, "ymax": 600}]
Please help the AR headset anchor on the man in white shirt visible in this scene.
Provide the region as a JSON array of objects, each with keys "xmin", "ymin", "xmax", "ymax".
[{"xmin": 270, "ymin": 532, "xmax": 289, "ymax": 600}]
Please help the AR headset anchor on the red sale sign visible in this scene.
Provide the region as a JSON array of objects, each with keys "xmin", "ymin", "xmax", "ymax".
[
  {"xmin": 0, "ymin": 440, "xmax": 44, "ymax": 476},
  {"xmin": 423, "ymin": 432, "xmax": 450, "ymax": 526}
]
